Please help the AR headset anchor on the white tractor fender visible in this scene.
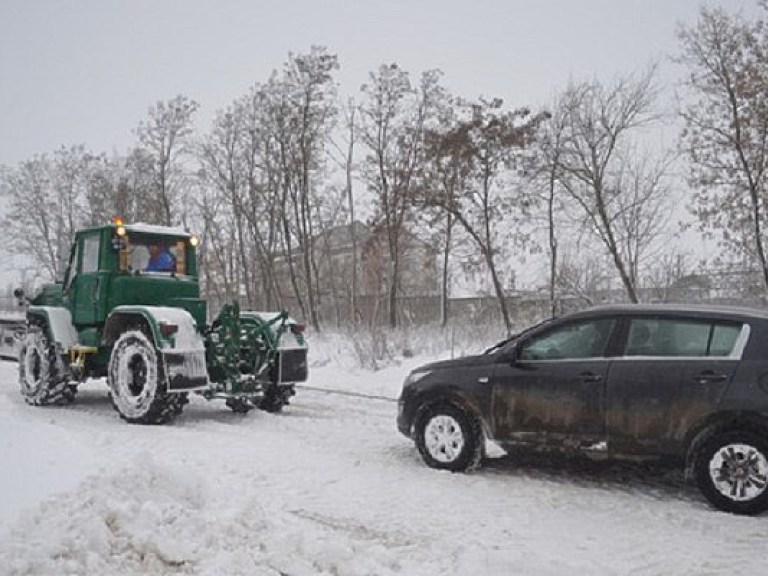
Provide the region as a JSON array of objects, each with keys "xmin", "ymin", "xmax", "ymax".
[
  {"xmin": 105, "ymin": 305, "xmax": 206, "ymax": 351},
  {"xmin": 27, "ymin": 306, "xmax": 79, "ymax": 350},
  {"xmin": 105, "ymin": 305, "xmax": 209, "ymax": 391}
]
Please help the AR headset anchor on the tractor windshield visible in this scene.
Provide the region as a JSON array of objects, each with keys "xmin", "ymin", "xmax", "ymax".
[{"xmin": 121, "ymin": 236, "xmax": 188, "ymax": 275}]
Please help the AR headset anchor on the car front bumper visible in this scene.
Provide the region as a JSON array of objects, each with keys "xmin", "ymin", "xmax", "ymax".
[{"xmin": 397, "ymin": 397, "xmax": 414, "ymax": 438}]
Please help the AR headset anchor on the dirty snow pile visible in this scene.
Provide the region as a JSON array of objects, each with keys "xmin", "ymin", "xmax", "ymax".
[{"xmin": 2, "ymin": 456, "xmax": 412, "ymax": 576}]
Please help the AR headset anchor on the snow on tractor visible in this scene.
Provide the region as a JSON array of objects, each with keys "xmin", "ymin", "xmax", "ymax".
[{"xmin": 14, "ymin": 219, "xmax": 308, "ymax": 424}]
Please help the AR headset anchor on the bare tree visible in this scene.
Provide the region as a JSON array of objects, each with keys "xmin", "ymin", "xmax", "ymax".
[
  {"xmin": 359, "ymin": 65, "xmax": 446, "ymax": 327},
  {"xmin": 0, "ymin": 146, "xmax": 128, "ymax": 280},
  {"xmin": 135, "ymin": 94, "xmax": 199, "ymax": 226},
  {"xmin": 644, "ymin": 251, "xmax": 697, "ymax": 302},
  {"xmin": 237, "ymin": 85, "xmax": 285, "ymax": 311},
  {"xmin": 196, "ymin": 183, "xmax": 241, "ymax": 309},
  {"xmin": 422, "ymin": 98, "xmax": 471, "ymax": 326},
  {"xmin": 329, "ymin": 97, "xmax": 361, "ymax": 326},
  {"xmin": 82, "ymin": 153, "xmax": 127, "ymax": 226},
  {"xmin": 556, "ymin": 248, "xmax": 613, "ymax": 307},
  {"xmin": 612, "ymin": 151, "xmax": 676, "ymax": 288},
  {"xmin": 677, "ymin": 6, "xmax": 768, "ymax": 295},
  {"xmin": 1, "ymin": 156, "xmax": 60, "ymax": 279},
  {"xmin": 198, "ymin": 106, "xmax": 256, "ymax": 307},
  {"xmin": 553, "ymin": 69, "xmax": 669, "ymax": 303},
  {"xmin": 535, "ymin": 104, "xmax": 567, "ymax": 316},
  {"xmin": 261, "ymin": 47, "xmax": 340, "ymax": 330},
  {"xmin": 422, "ymin": 98, "xmax": 544, "ymax": 333}
]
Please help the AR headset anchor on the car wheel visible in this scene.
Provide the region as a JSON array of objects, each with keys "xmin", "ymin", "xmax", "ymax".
[
  {"xmin": 415, "ymin": 403, "xmax": 483, "ymax": 472},
  {"xmin": 695, "ymin": 430, "xmax": 768, "ymax": 515}
]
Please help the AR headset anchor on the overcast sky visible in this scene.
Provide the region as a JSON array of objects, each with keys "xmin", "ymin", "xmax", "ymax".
[{"xmin": 0, "ymin": 0, "xmax": 760, "ymax": 168}]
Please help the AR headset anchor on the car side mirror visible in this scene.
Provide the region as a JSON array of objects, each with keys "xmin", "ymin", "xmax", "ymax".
[{"xmin": 497, "ymin": 345, "xmax": 519, "ymax": 365}]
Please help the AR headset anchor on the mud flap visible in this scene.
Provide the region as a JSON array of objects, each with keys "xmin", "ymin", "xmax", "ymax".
[{"xmin": 163, "ymin": 349, "xmax": 209, "ymax": 391}]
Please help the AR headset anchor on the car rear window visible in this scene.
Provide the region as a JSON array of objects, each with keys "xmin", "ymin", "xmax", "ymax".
[{"xmin": 625, "ymin": 318, "xmax": 742, "ymax": 358}]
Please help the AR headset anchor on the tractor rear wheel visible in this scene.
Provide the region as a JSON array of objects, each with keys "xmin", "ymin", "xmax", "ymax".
[
  {"xmin": 18, "ymin": 326, "xmax": 70, "ymax": 405},
  {"xmin": 108, "ymin": 330, "xmax": 184, "ymax": 424},
  {"xmin": 258, "ymin": 384, "xmax": 294, "ymax": 413}
]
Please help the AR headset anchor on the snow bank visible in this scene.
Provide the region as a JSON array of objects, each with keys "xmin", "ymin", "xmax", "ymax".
[
  {"xmin": 2, "ymin": 456, "xmax": 208, "ymax": 575},
  {"xmin": 0, "ymin": 456, "xmax": 417, "ymax": 576}
]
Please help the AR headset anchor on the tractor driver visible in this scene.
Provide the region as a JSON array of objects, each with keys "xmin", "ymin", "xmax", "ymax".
[{"xmin": 146, "ymin": 243, "xmax": 176, "ymax": 272}]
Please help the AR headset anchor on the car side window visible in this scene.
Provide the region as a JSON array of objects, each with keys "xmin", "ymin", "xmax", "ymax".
[
  {"xmin": 709, "ymin": 324, "xmax": 742, "ymax": 356},
  {"xmin": 519, "ymin": 318, "xmax": 615, "ymax": 361},
  {"xmin": 625, "ymin": 318, "xmax": 742, "ymax": 357}
]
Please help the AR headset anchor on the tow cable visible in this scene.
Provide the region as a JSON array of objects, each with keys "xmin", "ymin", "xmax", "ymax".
[{"xmin": 295, "ymin": 384, "xmax": 397, "ymax": 403}]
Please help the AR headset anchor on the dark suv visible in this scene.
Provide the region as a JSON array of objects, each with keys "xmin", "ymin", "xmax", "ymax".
[{"xmin": 398, "ymin": 304, "xmax": 768, "ymax": 514}]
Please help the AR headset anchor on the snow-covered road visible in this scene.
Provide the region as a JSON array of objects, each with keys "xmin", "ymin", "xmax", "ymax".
[{"xmin": 1, "ymin": 355, "xmax": 767, "ymax": 575}]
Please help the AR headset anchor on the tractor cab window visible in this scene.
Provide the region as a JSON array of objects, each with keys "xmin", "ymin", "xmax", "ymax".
[
  {"xmin": 123, "ymin": 238, "xmax": 186, "ymax": 275},
  {"xmin": 82, "ymin": 234, "xmax": 100, "ymax": 274},
  {"xmin": 63, "ymin": 242, "xmax": 79, "ymax": 291}
]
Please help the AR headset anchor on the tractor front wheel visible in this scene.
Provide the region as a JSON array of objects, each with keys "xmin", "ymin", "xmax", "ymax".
[
  {"xmin": 108, "ymin": 330, "xmax": 184, "ymax": 424},
  {"xmin": 18, "ymin": 326, "xmax": 70, "ymax": 405}
]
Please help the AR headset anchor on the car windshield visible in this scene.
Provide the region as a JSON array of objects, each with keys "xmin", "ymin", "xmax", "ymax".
[{"xmin": 483, "ymin": 317, "xmax": 555, "ymax": 354}]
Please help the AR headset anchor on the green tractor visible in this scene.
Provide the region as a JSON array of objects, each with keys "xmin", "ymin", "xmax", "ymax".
[{"xmin": 14, "ymin": 219, "xmax": 308, "ymax": 424}]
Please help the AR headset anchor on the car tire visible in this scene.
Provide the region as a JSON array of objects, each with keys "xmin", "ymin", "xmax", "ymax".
[
  {"xmin": 108, "ymin": 330, "xmax": 183, "ymax": 424},
  {"xmin": 415, "ymin": 403, "xmax": 483, "ymax": 472},
  {"xmin": 695, "ymin": 430, "xmax": 768, "ymax": 515}
]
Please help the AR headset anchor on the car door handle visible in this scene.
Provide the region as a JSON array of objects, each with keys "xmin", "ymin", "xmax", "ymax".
[
  {"xmin": 694, "ymin": 370, "xmax": 728, "ymax": 384},
  {"xmin": 579, "ymin": 371, "xmax": 602, "ymax": 384}
]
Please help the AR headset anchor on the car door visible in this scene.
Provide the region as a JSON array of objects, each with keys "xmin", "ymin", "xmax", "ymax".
[
  {"xmin": 605, "ymin": 315, "xmax": 746, "ymax": 457},
  {"xmin": 490, "ymin": 316, "xmax": 617, "ymax": 450}
]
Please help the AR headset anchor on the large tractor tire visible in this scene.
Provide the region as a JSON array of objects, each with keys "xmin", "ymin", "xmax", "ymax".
[
  {"xmin": 18, "ymin": 326, "xmax": 73, "ymax": 405},
  {"xmin": 108, "ymin": 330, "xmax": 185, "ymax": 424},
  {"xmin": 258, "ymin": 383, "xmax": 294, "ymax": 413}
]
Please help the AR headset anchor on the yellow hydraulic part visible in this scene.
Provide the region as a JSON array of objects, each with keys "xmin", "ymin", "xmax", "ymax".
[{"xmin": 69, "ymin": 346, "xmax": 98, "ymax": 370}]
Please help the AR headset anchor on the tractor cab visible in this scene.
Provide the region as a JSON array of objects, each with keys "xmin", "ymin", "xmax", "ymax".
[{"xmin": 57, "ymin": 220, "xmax": 206, "ymax": 340}]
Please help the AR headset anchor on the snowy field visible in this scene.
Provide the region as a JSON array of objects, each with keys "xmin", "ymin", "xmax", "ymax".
[{"xmin": 2, "ymin": 336, "xmax": 768, "ymax": 575}]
